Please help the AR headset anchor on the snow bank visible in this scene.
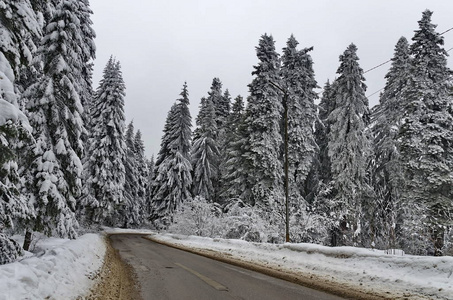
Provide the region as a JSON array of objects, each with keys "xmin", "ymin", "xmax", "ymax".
[
  {"xmin": 150, "ymin": 233, "xmax": 453, "ymax": 300},
  {"xmin": 0, "ymin": 234, "xmax": 105, "ymax": 300},
  {"xmin": 102, "ymin": 227, "xmax": 156, "ymax": 235}
]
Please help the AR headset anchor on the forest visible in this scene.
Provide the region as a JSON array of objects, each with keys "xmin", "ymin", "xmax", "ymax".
[{"xmin": 0, "ymin": 0, "xmax": 452, "ymax": 267}]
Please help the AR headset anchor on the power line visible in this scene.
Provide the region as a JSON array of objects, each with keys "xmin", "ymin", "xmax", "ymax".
[
  {"xmin": 363, "ymin": 26, "xmax": 453, "ymax": 75},
  {"xmin": 364, "ymin": 59, "xmax": 392, "ymax": 74}
]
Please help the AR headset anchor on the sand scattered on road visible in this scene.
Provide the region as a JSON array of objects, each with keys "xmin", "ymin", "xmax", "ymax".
[{"xmin": 84, "ymin": 236, "xmax": 142, "ymax": 300}]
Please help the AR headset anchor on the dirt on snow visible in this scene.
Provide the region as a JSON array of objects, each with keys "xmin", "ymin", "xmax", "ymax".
[{"xmin": 84, "ymin": 235, "xmax": 142, "ymax": 300}]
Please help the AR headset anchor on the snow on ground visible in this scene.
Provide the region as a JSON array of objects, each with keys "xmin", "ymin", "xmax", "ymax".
[
  {"xmin": 0, "ymin": 233, "xmax": 105, "ymax": 300},
  {"xmin": 2, "ymin": 229, "xmax": 451, "ymax": 299},
  {"xmin": 150, "ymin": 233, "xmax": 453, "ymax": 300}
]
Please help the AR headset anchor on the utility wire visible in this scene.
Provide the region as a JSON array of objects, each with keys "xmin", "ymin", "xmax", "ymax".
[{"xmin": 363, "ymin": 26, "xmax": 453, "ymax": 74}]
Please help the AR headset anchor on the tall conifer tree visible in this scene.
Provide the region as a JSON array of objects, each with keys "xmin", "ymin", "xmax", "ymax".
[
  {"xmin": 241, "ymin": 34, "xmax": 283, "ymax": 207},
  {"xmin": 151, "ymin": 83, "xmax": 192, "ymax": 226},
  {"xmin": 327, "ymin": 44, "xmax": 371, "ymax": 246},
  {"xmin": 23, "ymin": 0, "xmax": 89, "ymax": 238},
  {"xmin": 371, "ymin": 36, "xmax": 412, "ymax": 249},
  {"xmin": 191, "ymin": 97, "xmax": 219, "ymax": 201},
  {"xmin": 399, "ymin": 10, "xmax": 453, "ymax": 255},
  {"xmin": 280, "ymin": 35, "xmax": 318, "ymax": 202},
  {"xmin": 81, "ymin": 58, "xmax": 126, "ymax": 226}
]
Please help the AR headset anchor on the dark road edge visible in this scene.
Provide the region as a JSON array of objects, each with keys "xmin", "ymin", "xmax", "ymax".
[{"xmin": 142, "ymin": 235, "xmax": 392, "ymax": 300}]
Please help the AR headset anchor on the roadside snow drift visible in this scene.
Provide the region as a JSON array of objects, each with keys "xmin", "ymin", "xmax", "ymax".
[
  {"xmin": 150, "ymin": 233, "xmax": 453, "ymax": 300},
  {"xmin": 0, "ymin": 234, "xmax": 105, "ymax": 300}
]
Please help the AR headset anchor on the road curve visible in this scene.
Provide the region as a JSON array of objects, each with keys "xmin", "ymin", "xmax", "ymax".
[{"xmin": 110, "ymin": 234, "xmax": 345, "ymax": 300}]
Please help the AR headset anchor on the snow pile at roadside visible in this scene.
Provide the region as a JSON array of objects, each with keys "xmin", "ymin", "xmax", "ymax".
[
  {"xmin": 0, "ymin": 234, "xmax": 105, "ymax": 300},
  {"xmin": 102, "ymin": 227, "xmax": 156, "ymax": 235},
  {"xmin": 151, "ymin": 233, "xmax": 453, "ymax": 300}
]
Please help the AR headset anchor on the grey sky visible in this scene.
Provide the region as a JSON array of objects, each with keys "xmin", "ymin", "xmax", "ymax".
[{"xmin": 90, "ymin": 0, "xmax": 453, "ymax": 157}]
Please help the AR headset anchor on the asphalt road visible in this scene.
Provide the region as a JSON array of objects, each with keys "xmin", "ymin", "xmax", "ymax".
[{"xmin": 110, "ymin": 234, "xmax": 345, "ymax": 300}]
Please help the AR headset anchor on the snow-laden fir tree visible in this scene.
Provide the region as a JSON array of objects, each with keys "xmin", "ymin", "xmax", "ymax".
[
  {"xmin": 370, "ymin": 36, "xmax": 412, "ymax": 250},
  {"xmin": 22, "ymin": 0, "xmax": 91, "ymax": 239},
  {"xmin": 0, "ymin": 0, "xmax": 42, "ymax": 95},
  {"xmin": 241, "ymin": 34, "xmax": 283, "ymax": 207},
  {"xmin": 118, "ymin": 121, "xmax": 142, "ymax": 227},
  {"xmin": 75, "ymin": 0, "xmax": 96, "ymax": 110},
  {"xmin": 208, "ymin": 78, "xmax": 226, "ymax": 132},
  {"xmin": 0, "ymin": 0, "xmax": 41, "ymax": 261},
  {"xmin": 191, "ymin": 97, "xmax": 219, "ymax": 202},
  {"xmin": 81, "ymin": 57, "xmax": 126, "ymax": 226},
  {"xmin": 73, "ymin": 0, "xmax": 96, "ymax": 150},
  {"xmin": 219, "ymin": 95, "xmax": 246, "ymax": 203},
  {"xmin": 399, "ymin": 10, "xmax": 453, "ymax": 255},
  {"xmin": 280, "ymin": 35, "xmax": 318, "ymax": 206},
  {"xmin": 134, "ymin": 130, "xmax": 149, "ymax": 221},
  {"xmin": 327, "ymin": 44, "xmax": 372, "ymax": 246},
  {"xmin": 312, "ymin": 80, "xmax": 338, "ymax": 209},
  {"xmin": 146, "ymin": 155, "xmax": 155, "ymax": 216},
  {"xmin": 151, "ymin": 83, "xmax": 192, "ymax": 227},
  {"xmin": 280, "ymin": 35, "xmax": 319, "ymax": 243}
]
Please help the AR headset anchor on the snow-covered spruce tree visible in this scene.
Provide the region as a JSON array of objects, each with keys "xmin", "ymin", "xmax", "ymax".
[
  {"xmin": 327, "ymin": 44, "xmax": 372, "ymax": 246},
  {"xmin": 191, "ymin": 96, "xmax": 219, "ymax": 202},
  {"xmin": 0, "ymin": 0, "xmax": 42, "ymax": 260},
  {"xmin": 370, "ymin": 37, "xmax": 412, "ymax": 250},
  {"xmin": 0, "ymin": 103, "xmax": 31, "ymax": 264},
  {"xmin": 81, "ymin": 57, "xmax": 126, "ymax": 226},
  {"xmin": 208, "ymin": 78, "xmax": 226, "ymax": 132},
  {"xmin": 75, "ymin": 0, "xmax": 96, "ymax": 110},
  {"xmin": 134, "ymin": 130, "xmax": 149, "ymax": 222},
  {"xmin": 280, "ymin": 35, "xmax": 319, "ymax": 243},
  {"xmin": 117, "ymin": 121, "xmax": 141, "ymax": 228},
  {"xmin": 150, "ymin": 83, "xmax": 192, "ymax": 227},
  {"xmin": 73, "ymin": 0, "xmax": 96, "ymax": 152},
  {"xmin": 146, "ymin": 154, "xmax": 155, "ymax": 217},
  {"xmin": 399, "ymin": 10, "xmax": 453, "ymax": 255},
  {"xmin": 0, "ymin": 0, "xmax": 42, "ymax": 94},
  {"xmin": 241, "ymin": 34, "xmax": 283, "ymax": 207},
  {"xmin": 22, "ymin": 0, "xmax": 91, "ymax": 239},
  {"xmin": 315, "ymin": 81, "xmax": 337, "ymax": 187},
  {"xmin": 219, "ymin": 95, "xmax": 245, "ymax": 202},
  {"xmin": 280, "ymin": 36, "xmax": 317, "ymax": 203}
]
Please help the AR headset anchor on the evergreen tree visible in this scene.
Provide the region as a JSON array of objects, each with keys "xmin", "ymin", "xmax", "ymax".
[
  {"xmin": 151, "ymin": 83, "xmax": 192, "ymax": 227},
  {"xmin": 119, "ymin": 121, "xmax": 141, "ymax": 227},
  {"xmin": 280, "ymin": 35, "xmax": 318, "ymax": 203},
  {"xmin": 327, "ymin": 44, "xmax": 371, "ymax": 246},
  {"xmin": 81, "ymin": 57, "xmax": 126, "ymax": 226},
  {"xmin": 241, "ymin": 34, "xmax": 283, "ymax": 206},
  {"xmin": 220, "ymin": 95, "xmax": 247, "ymax": 203},
  {"xmin": 316, "ymin": 81, "xmax": 337, "ymax": 184},
  {"xmin": 208, "ymin": 78, "xmax": 225, "ymax": 132},
  {"xmin": 191, "ymin": 97, "xmax": 219, "ymax": 201},
  {"xmin": 146, "ymin": 155, "xmax": 155, "ymax": 216},
  {"xmin": 0, "ymin": 0, "xmax": 42, "ymax": 95},
  {"xmin": 134, "ymin": 130, "xmax": 149, "ymax": 221},
  {"xmin": 0, "ymin": 0, "xmax": 41, "ymax": 257},
  {"xmin": 22, "ymin": 0, "xmax": 89, "ymax": 238},
  {"xmin": 399, "ymin": 10, "xmax": 453, "ymax": 255},
  {"xmin": 371, "ymin": 37, "xmax": 412, "ymax": 249}
]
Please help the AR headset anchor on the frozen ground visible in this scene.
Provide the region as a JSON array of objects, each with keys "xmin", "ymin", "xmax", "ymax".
[
  {"xmin": 150, "ymin": 233, "xmax": 453, "ymax": 300},
  {"xmin": 1, "ymin": 229, "xmax": 451, "ymax": 299}
]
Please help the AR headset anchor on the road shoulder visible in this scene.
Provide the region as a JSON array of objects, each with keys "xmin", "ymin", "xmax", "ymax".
[{"xmin": 85, "ymin": 235, "xmax": 142, "ymax": 300}]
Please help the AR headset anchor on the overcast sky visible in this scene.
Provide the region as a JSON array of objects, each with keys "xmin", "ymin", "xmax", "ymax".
[{"xmin": 90, "ymin": 0, "xmax": 453, "ymax": 157}]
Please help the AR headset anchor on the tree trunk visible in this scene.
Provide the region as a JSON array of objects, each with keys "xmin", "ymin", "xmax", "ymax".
[{"xmin": 23, "ymin": 230, "xmax": 33, "ymax": 251}]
